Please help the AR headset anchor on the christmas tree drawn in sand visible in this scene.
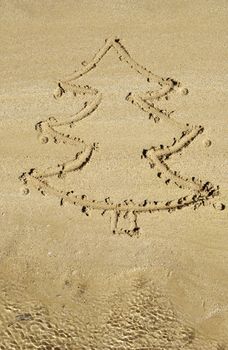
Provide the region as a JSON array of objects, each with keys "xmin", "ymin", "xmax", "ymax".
[{"xmin": 19, "ymin": 37, "xmax": 224, "ymax": 236}]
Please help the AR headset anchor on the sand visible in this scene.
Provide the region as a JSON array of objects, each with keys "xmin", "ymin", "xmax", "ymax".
[{"xmin": 0, "ymin": 0, "xmax": 228, "ymax": 348}]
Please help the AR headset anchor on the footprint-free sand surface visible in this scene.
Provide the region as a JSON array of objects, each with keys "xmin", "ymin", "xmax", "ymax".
[{"xmin": 0, "ymin": 1, "xmax": 228, "ymax": 348}]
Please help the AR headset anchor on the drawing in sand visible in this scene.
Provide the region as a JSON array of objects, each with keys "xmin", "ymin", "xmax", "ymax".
[{"xmin": 19, "ymin": 37, "xmax": 224, "ymax": 235}]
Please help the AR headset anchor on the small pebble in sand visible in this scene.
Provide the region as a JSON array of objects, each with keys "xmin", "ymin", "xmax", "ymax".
[
  {"xmin": 53, "ymin": 85, "xmax": 63, "ymax": 99},
  {"xmin": 21, "ymin": 187, "xmax": 29, "ymax": 196},
  {"xmin": 180, "ymin": 87, "xmax": 189, "ymax": 95},
  {"xmin": 39, "ymin": 136, "xmax": 49, "ymax": 144},
  {"xmin": 213, "ymin": 202, "xmax": 225, "ymax": 211},
  {"xmin": 48, "ymin": 116, "xmax": 57, "ymax": 122},
  {"xmin": 203, "ymin": 139, "xmax": 212, "ymax": 147}
]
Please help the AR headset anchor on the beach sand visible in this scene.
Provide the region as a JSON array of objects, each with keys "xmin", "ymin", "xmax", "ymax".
[{"xmin": 0, "ymin": 1, "xmax": 228, "ymax": 348}]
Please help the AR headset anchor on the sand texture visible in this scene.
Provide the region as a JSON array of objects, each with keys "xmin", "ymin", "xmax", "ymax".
[{"xmin": 0, "ymin": 0, "xmax": 228, "ymax": 349}]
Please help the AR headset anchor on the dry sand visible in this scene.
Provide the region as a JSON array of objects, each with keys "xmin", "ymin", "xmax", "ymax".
[{"xmin": 0, "ymin": 0, "xmax": 228, "ymax": 349}]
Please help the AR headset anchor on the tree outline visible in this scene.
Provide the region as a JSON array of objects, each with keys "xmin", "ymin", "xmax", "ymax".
[{"xmin": 19, "ymin": 37, "xmax": 223, "ymax": 236}]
